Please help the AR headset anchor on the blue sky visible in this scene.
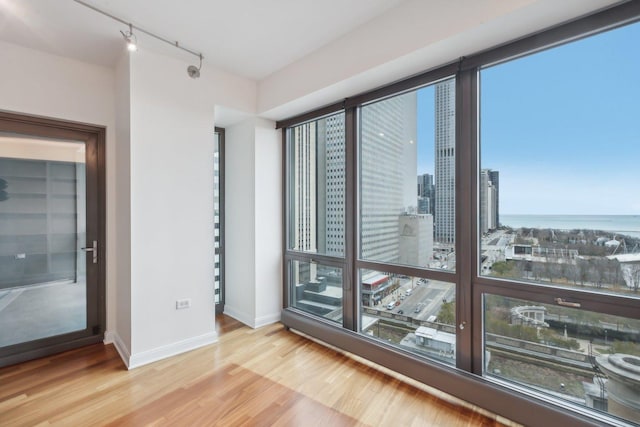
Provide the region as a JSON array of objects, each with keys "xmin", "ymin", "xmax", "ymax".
[{"xmin": 417, "ymin": 21, "xmax": 640, "ymax": 215}]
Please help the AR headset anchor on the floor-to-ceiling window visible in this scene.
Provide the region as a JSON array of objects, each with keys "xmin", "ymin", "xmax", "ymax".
[
  {"xmin": 214, "ymin": 127, "xmax": 225, "ymax": 313},
  {"xmin": 281, "ymin": 3, "xmax": 640, "ymax": 427},
  {"xmin": 357, "ymin": 79, "xmax": 458, "ymax": 365},
  {"xmin": 477, "ymin": 17, "xmax": 640, "ymax": 426},
  {"xmin": 285, "ymin": 112, "xmax": 346, "ymax": 325}
]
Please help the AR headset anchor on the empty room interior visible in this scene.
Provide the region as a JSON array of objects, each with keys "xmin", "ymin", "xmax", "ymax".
[{"xmin": 1, "ymin": 1, "xmax": 640, "ymax": 426}]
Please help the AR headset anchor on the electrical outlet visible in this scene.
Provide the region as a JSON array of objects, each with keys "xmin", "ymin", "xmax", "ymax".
[{"xmin": 176, "ymin": 299, "xmax": 191, "ymax": 310}]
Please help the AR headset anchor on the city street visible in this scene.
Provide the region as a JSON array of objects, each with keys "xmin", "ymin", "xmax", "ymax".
[{"xmin": 373, "ymin": 277, "xmax": 454, "ymax": 322}]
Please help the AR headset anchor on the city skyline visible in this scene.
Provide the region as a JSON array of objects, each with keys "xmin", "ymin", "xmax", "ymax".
[{"xmin": 416, "ymin": 22, "xmax": 639, "ymax": 216}]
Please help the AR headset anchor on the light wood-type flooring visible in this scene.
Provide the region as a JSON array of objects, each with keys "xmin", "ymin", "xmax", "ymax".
[{"xmin": 0, "ymin": 315, "xmax": 519, "ymax": 426}]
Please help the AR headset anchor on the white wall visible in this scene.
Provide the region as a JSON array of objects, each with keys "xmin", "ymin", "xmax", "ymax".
[
  {"xmin": 126, "ymin": 49, "xmax": 218, "ymax": 366},
  {"xmin": 113, "ymin": 52, "xmax": 132, "ymax": 356},
  {"xmin": 254, "ymin": 121, "xmax": 283, "ymax": 327},
  {"xmin": 224, "ymin": 120, "xmax": 256, "ymax": 325},
  {"xmin": 0, "ymin": 40, "xmax": 119, "ymax": 340},
  {"xmin": 120, "ymin": 48, "xmax": 258, "ymax": 368},
  {"xmin": 224, "ymin": 118, "xmax": 281, "ymax": 328}
]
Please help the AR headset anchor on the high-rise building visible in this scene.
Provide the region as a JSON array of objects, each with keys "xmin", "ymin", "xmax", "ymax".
[
  {"xmin": 489, "ymin": 170, "xmax": 500, "ymax": 228},
  {"xmin": 317, "ymin": 114, "xmax": 345, "ymax": 257},
  {"xmin": 434, "ymin": 79, "xmax": 456, "ymax": 245},
  {"xmin": 417, "ymin": 173, "xmax": 435, "ymax": 216},
  {"xmin": 480, "ymin": 169, "xmax": 499, "ymax": 234},
  {"xmin": 290, "ymin": 122, "xmax": 318, "ymax": 255},
  {"xmin": 289, "ymin": 121, "xmax": 321, "ymax": 284},
  {"xmin": 290, "ymin": 113, "xmax": 347, "ymax": 260},
  {"xmin": 360, "ymin": 92, "xmax": 418, "ymax": 263},
  {"xmin": 291, "ymin": 92, "xmax": 428, "ymax": 272}
]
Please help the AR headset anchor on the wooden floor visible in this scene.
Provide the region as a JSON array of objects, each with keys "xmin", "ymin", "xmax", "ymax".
[{"xmin": 0, "ymin": 315, "xmax": 519, "ymax": 426}]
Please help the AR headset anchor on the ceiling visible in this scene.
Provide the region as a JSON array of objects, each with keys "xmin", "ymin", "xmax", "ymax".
[
  {"xmin": 0, "ymin": 0, "xmax": 406, "ymax": 80},
  {"xmin": 0, "ymin": 0, "xmax": 624, "ymax": 122}
]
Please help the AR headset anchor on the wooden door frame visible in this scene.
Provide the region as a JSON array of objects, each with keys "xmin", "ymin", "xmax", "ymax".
[{"xmin": 0, "ymin": 110, "xmax": 106, "ymax": 367}]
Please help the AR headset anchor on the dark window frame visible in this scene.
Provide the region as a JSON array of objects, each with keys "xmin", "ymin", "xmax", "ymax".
[{"xmin": 280, "ymin": 3, "xmax": 640, "ymax": 426}]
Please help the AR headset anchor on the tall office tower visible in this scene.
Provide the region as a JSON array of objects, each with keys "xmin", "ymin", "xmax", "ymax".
[
  {"xmin": 289, "ymin": 114, "xmax": 346, "ymax": 286},
  {"xmin": 317, "ymin": 114, "xmax": 345, "ymax": 257},
  {"xmin": 290, "ymin": 122, "xmax": 318, "ymax": 254},
  {"xmin": 417, "ymin": 173, "xmax": 435, "ymax": 215},
  {"xmin": 480, "ymin": 169, "xmax": 499, "ymax": 234},
  {"xmin": 290, "ymin": 121, "xmax": 319, "ymax": 283},
  {"xmin": 489, "ymin": 170, "xmax": 500, "ymax": 227},
  {"xmin": 434, "ymin": 79, "xmax": 456, "ymax": 245},
  {"xmin": 360, "ymin": 92, "xmax": 417, "ymax": 263},
  {"xmin": 291, "ymin": 93, "xmax": 418, "ymax": 269}
]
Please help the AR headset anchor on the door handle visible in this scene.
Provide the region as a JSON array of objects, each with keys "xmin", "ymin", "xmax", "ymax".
[{"xmin": 82, "ymin": 240, "xmax": 98, "ymax": 264}]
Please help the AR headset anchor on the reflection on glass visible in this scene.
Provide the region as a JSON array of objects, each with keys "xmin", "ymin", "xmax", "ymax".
[
  {"xmin": 479, "ymin": 22, "xmax": 640, "ymax": 297},
  {"xmin": 288, "ymin": 112, "xmax": 345, "ymax": 257},
  {"xmin": 484, "ymin": 294, "xmax": 640, "ymax": 425},
  {"xmin": 360, "ymin": 269, "xmax": 456, "ymax": 365},
  {"xmin": 0, "ymin": 133, "xmax": 87, "ymax": 347},
  {"xmin": 360, "ymin": 78, "xmax": 455, "ymax": 271},
  {"xmin": 290, "ymin": 260, "xmax": 343, "ymax": 324}
]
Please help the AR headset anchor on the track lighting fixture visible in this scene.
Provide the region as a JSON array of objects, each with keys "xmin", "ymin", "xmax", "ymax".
[
  {"xmin": 74, "ymin": 0, "xmax": 204, "ymax": 78},
  {"xmin": 187, "ymin": 54, "xmax": 203, "ymax": 79},
  {"xmin": 120, "ymin": 23, "xmax": 137, "ymax": 52}
]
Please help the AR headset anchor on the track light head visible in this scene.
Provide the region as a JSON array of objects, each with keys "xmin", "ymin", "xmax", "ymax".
[
  {"xmin": 187, "ymin": 65, "xmax": 200, "ymax": 78},
  {"xmin": 120, "ymin": 23, "xmax": 137, "ymax": 52},
  {"xmin": 126, "ymin": 37, "xmax": 137, "ymax": 52},
  {"xmin": 187, "ymin": 54, "xmax": 203, "ymax": 79}
]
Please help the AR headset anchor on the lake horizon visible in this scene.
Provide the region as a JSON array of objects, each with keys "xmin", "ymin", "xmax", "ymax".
[{"xmin": 500, "ymin": 214, "xmax": 640, "ymax": 239}]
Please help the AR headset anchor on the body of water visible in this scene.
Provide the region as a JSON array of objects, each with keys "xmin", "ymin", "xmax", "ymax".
[{"xmin": 500, "ymin": 215, "xmax": 640, "ymax": 239}]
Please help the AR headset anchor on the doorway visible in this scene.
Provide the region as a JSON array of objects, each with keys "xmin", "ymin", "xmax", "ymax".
[{"xmin": 0, "ymin": 111, "xmax": 105, "ymax": 367}]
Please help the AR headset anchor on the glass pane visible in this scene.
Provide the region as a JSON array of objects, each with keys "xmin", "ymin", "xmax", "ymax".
[
  {"xmin": 289, "ymin": 260, "xmax": 343, "ymax": 324},
  {"xmin": 0, "ymin": 133, "xmax": 87, "ymax": 347},
  {"xmin": 287, "ymin": 112, "xmax": 345, "ymax": 257},
  {"xmin": 360, "ymin": 77, "xmax": 456, "ymax": 271},
  {"xmin": 479, "ymin": 22, "xmax": 640, "ymax": 297},
  {"xmin": 360, "ymin": 269, "xmax": 456, "ymax": 366},
  {"xmin": 484, "ymin": 294, "xmax": 640, "ymax": 426},
  {"xmin": 214, "ymin": 131, "xmax": 221, "ymax": 305}
]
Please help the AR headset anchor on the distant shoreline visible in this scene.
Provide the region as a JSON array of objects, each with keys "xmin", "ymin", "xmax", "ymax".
[{"xmin": 500, "ymin": 214, "xmax": 640, "ymax": 239}]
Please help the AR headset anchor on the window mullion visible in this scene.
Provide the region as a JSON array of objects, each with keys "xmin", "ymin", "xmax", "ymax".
[
  {"xmin": 344, "ymin": 107, "xmax": 357, "ymax": 331},
  {"xmin": 455, "ymin": 68, "xmax": 477, "ymax": 373}
]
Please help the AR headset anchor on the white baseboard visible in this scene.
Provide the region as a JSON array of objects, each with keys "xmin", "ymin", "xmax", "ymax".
[
  {"xmin": 254, "ymin": 312, "xmax": 281, "ymax": 328},
  {"xmin": 127, "ymin": 331, "xmax": 219, "ymax": 370},
  {"xmin": 223, "ymin": 305, "xmax": 280, "ymax": 329},
  {"xmin": 222, "ymin": 305, "xmax": 255, "ymax": 327},
  {"xmin": 104, "ymin": 330, "xmax": 132, "ymax": 369}
]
